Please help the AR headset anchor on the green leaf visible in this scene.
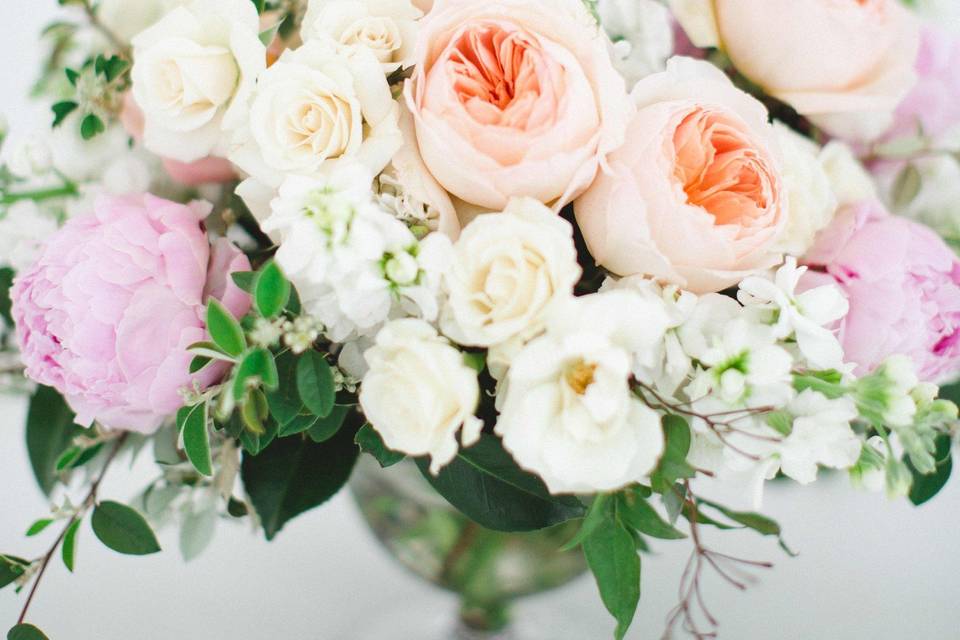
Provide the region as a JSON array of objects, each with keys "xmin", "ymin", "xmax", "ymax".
[
  {"xmin": 277, "ymin": 414, "xmax": 318, "ymax": 438},
  {"xmin": 354, "ymin": 423, "xmax": 405, "ymax": 467},
  {"xmin": 26, "ymin": 385, "xmax": 83, "ymax": 494},
  {"xmin": 91, "ymin": 501, "xmax": 161, "ymax": 556},
  {"xmin": 51, "ymin": 100, "xmax": 77, "ymax": 127},
  {"xmin": 619, "ymin": 493, "xmax": 687, "ymax": 540},
  {"xmin": 99, "ymin": 55, "xmax": 129, "ymax": 82},
  {"xmin": 258, "ymin": 18, "xmax": 285, "ymax": 47},
  {"xmin": 267, "ymin": 350, "xmax": 303, "ymax": 425},
  {"xmin": 296, "ymin": 351, "xmax": 336, "ymax": 418},
  {"xmin": 697, "ymin": 498, "xmax": 795, "ymax": 555},
  {"xmin": 62, "ymin": 517, "xmax": 81, "ymax": 572},
  {"xmin": 241, "ymin": 426, "xmax": 359, "ymax": 540},
  {"xmin": 416, "ymin": 434, "xmax": 585, "ymax": 532},
  {"xmin": 561, "ymin": 493, "xmax": 612, "ymax": 551},
  {"xmin": 305, "ymin": 405, "xmax": 349, "ymax": 442},
  {"xmin": 463, "ymin": 351, "xmax": 486, "ymax": 373},
  {"xmin": 189, "ymin": 355, "xmax": 211, "ymax": 373},
  {"xmin": 765, "ymin": 410, "xmax": 793, "ymax": 437},
  {"xmin": 892, "ymin": 163, "xmax": 922, "ymax": 210},
  {"xmin": 25, "ymin": 519, "xmax": 54, "ymax": 537},
  {"xmin": 79, "ymin": 113, "xmax": 105, "ymax": 140},
  {"xmin": 231, "ymin": 271, "xmax": 257, "ymax": 293},
  {"xmin": 177, "ymin": 403, "xmax": 212, "ymax": 477},
  {"xmin": 0, "ymin": 556, "xmax": 29, "ymax": 590},
  {"xmin": 583, "ymin": 511, "xmax": 641, "ymax": 640},
  {"xmin": 251, "ymin": 0, "xmax": 266, "ymax": 13},
  {"xmin": 7, "ymin": 624, "xmax": 49, "ymax": 640},
  {"xmin": 254, "ymin": 260, "xmax": 291, "ymax": 318},
  {"xmin": 64, "ymin": 68, "xmax": 79, "ymax": 85},
  {"xmin": 233, "ymin": 348, "xmax": 279, "ymax": 400},
  {"xmin": 206, "ymin": 298, "xmax": 246, "ymax": 357},
  {"xmin": 908, "ymin": 435, "xmax": 953, "ymax": 506},
  {"xmin": 651, "ymin": 415, "xmax": 695, "ymax": 492},
  {"xmin": 0, "ymin": 267, "xmax": 13, "ymax": 326},
  {"xmin": 55, "ymin": 442, "xmax": 103, "ymax": 471}
]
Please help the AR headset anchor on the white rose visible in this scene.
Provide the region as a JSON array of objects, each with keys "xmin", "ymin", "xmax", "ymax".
[
  {"xmin": 772, "ymin": 122, "xmax": 838, "ymax": 256},
  {"xmin": 819, "ymin": 141, "xmax": 878, "ymax": 207},
  {"xmin": 131, "ymin": 0, "xmax": 266, "ymax": 162},
  {"xmin": 301, "ymin": 0, "xmax": 422, "ymax": 72},
  {"xmin": 440, "ymin": 197, "xmax": 581, "ymax": 348},
  {"xmin": 495, "ymin": 291, "xmax": 669, "ymax": 494},
  {"xmin": 229, "ymin": 39, "xmax": 402, "ymax": 219},
  {"xmin": 599, "ymin": 0, "xmax": 674, "ymax": 88},
  {"xmin": 99, "ymin": 0, "xmax": 187, "ymax": 43},
  {"xmin": 360, "ymin": 319, "xmax": 482, "ymax": 473}
]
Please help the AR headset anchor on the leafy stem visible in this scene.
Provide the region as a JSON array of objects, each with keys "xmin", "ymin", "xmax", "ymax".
[
  {"xmin": 1, "ymin": 182, "xmax": 79, "ymax": 206},
  {"xmin": 16, "ymin": 432, "xmax": 128, "ymax": 626},
  {"xmin": 78, "ymin": 0, "xmax": 130, "ymax": 56}
]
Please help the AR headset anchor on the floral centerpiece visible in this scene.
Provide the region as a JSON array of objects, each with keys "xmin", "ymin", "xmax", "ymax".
[{"xmin": 1, "ymin": 0, "xmax": 959, "ymax": 638}]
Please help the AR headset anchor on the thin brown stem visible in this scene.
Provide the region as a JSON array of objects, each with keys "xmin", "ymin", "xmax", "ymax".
[{"xmin": 16, "ymin": 433, "xmax": 128, "ymax": 625}]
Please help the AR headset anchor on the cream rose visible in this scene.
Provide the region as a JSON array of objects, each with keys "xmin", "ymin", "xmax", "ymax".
[
  {"xmin": 229, "ymin": 39, "xmax": 402, "ymax": 218},
  {"xmin": 440, "ymin": 197, "xmax": 581, "ymax": 348},
  {"xmin": 301, "ymin": 0, "xmax": 422, "ymax": 72},
  {"xmin": 360, "ymin": 319, "xmax": 482, "ymax": 473},
  {"xmin": 404, "ymin": 0, "xmax": 632, "ymax": 212},
  {"xmin": 671, "ymin": 0, "xmax": 920, "ymax": 140},
  {"xmin": 575, "ymin": 57, "xmax": 786, "ymax": 294},
  {"xmin": 131, "ymin": 0, "xmax": 266, "ymax": 162},
  {"xmin": 99, "ymin": 0, "xmax": 186, "ymax": 43}
]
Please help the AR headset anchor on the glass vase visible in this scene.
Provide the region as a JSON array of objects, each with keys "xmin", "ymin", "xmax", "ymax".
[{"xmin": 349, "ymin": 457, "xmax": 589, "ymax": 639}]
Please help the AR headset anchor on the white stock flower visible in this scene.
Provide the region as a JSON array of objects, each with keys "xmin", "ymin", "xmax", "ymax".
[
  {"xmin": 440, "ymin": 198, "xmax": 581, "ymax": 348},
  {"xmin": 776, "ymin": 390, "xmax": 861, "ymax": 484},
  {"xmin": 230, "ymin": 39, "xmax": 402, "ymax": 218},
  {"xmin": 131, "ymin": 0, "xmax": 266, "ymax": 162},
  {"xmin": 598, "ymin": 0, "xmax": 673, "ymax": 88},
  {"xmin": 772, "ymin": 123, "xmax": 838, "ymax": 256},
  {"xmin": 262, "ymin": 164, "xmax": 450, "ymax": 342},
  {"xmin": 360, "ymin": 319, "xmax": 482, "ymax": 473},
  {"xmin": 738, "ymin": 257, "xmax": 849, "ymax": 370},
  {"xmin": 496, "ymin": 291, "xmax": 669, "ymax": 494},
  {"xmin": 7, "ymin": 133, "xmax": 52, "ymax": 178},
  {"xmin": 301, "ymin": 0, "xmax": 422, "ymax": 72},
  {"xmin": 0, "ymin": 201, "xmax": 59, "ymax": 271}
]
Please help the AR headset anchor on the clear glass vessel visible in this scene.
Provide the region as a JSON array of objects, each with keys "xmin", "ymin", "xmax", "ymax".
[{"xmin": 349, "ymin": 457, "xmax": 589, "ymax": 639}]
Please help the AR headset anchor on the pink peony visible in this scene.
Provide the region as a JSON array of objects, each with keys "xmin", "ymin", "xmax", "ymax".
[
  {"xmin": 12, "ymin": 194, "xmax": 251, "ymax": 433},
  {"xmin": 801, "ymin": 200, "xmax": 960, "ymax": 383},
  {"xmin": 885, "ymin": 25, "xmax": 960, "ymax": 143}
]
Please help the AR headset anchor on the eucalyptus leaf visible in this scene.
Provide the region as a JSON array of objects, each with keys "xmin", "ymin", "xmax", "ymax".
[
  {"xmin": 180, "ymin": 503, "xmax": 217, "ymax": 562},
  {"xmin": 91, "ymin": 501, "xmax": 161, "ymax": 556},
  {"xmin": 7, "ymin": 624, "xmax": 49, "ymax": 640}
]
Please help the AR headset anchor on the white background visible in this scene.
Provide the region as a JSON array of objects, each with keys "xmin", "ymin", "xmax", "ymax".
[{"xmin": 1, "ymin": 4, "xmax": 959, "ymax": 639}]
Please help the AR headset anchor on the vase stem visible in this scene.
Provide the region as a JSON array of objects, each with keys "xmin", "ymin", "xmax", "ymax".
[{"xmin": 455, "ymin": 601, "xmax": 514, "ymax": 640}]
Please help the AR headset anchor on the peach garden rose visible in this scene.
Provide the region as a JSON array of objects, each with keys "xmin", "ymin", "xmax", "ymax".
[
  {"xmin": 404, "ymin": 0, "xmax": 632, "ymax": 213},
  {"xmin": 575, "ymin": 57, "xmax": 786, "ymax": 294}
]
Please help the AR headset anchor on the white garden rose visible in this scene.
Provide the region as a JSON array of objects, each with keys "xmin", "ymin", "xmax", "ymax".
[
  {"xmin": 229, "ymin": 39, "xmax": 402, "ymax": 218},
  {"xmin": 440, "ymin": 197, "xmax": 581, "ymax": 348},
  {"xmin": 99, "ymin": 0, "xmax": 187, "ymax": 43},
  {"xmin": 496, "ymin": 291, "xmax": 669, "ymax": 494},
  {"xmin": 772, "ymin": 123, "xmax": 837, "ymax": 256},
  {"xmin": 301, "ymin": 0, "xmax": 422, "ymax": 72},
  {"xmin": 360, "ymin": 319, "xmax": 482, "ymax": 473},
  {"xmin": 131, "ymin": 0, "xmax": 266, "ymax": 162}
]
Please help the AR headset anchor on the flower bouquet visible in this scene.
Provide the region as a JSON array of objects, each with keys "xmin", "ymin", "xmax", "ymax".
[{"xmin": 2, "ymin": 0, "xmax": 959, "ymax": 638}]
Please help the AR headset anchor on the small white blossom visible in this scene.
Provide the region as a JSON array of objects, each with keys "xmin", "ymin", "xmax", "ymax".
[
  {"xmin": 598, "ymin": 0, "xmax": 673, "ymax": 88},
  {"xmin": 776, "ymin": 390, "xmax": 861, "ymax": 484}
]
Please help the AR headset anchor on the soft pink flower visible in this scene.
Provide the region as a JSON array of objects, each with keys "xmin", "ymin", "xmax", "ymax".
[
  {"xmin": 801, "ymin": 200, "xmax": 960, "ymax": 383},
  {"xmin": 575, "ymin": 58, "xmax": 786, "ymax": 294},
  {"xmin": 885, "ymin": 26, "xmax": 960, "ymax": 142},
  {"xmin": 120, "ymin": 92, "xmax": 237, "ymax": 187},
  {"xmin": 404, "ymin": 0, "xmax": 631, "ymax": 212},
  {"xmin": 12, "ymin": 194, "xmax": 251, "ymax": 433}
]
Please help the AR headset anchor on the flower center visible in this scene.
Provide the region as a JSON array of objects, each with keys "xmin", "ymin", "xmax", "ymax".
[{"xmin": 565, "ymin": 361, "xmax": 598, "ymax": 395}]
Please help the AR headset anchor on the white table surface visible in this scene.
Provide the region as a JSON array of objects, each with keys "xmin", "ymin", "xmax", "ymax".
[{"xmin": 2, "ymin": 5, "xmax": 959, "ymax": 639}]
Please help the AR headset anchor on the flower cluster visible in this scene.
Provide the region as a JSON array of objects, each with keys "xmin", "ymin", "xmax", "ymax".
[{"xmin": 2, "ymin": 1, "xmax": 960, "ymax": 639}]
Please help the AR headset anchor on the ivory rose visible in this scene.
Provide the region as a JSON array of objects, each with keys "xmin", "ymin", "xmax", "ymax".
[
  {"xmin": 131, "ymin": 0, "xmax": 266, "ymax": 162},
  {"xmin": 404, "ymin": 0, "xmax": 631, "ymax": 211},
  {"xmin": 301, "ymin": 0, "xmax": 422, "ymax": 72},
  {"xmin": 229, "ymin": 39, "xmax": 402, "ymax": 219},
  {"xmin": 670, "ymin": 0, "xmax": 920, "ymax": 140},
  {"xmin": 575, "ymin": 57, "xmax": 786, "ymax": 294},
  {"xmin": 11, "ymin": 194, "xmax": 251, "ymax": 433}
]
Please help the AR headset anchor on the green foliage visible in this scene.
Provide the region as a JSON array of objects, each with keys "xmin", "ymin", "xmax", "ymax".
[
  {"xmin": 416, "ymin": 435, "xmax": 585, "ymax": 532},
  {"xmin": 583, "ymin": 505, "xmax": 641, "ymax": 640},
  {"xmin": 0, "ymin": 556, "xmax": 30, "ymax": 590},
  {"xmin": 254, "ymin": 260, "xmax": 291, "ymax": 318},
  {"xmin": 561, "ymin": 493, "xmax": 612, "ymax": 551},
  {"xmin": 792, "ymin": 369, "xmax": 846, "ymax": 399},
  {"xmin": 62, "ymin": 518, "xmax": 81, "ymax": 572},
  {"xmin": 79, "ymin": 114, "xmax": 105, "ymax": 141},
  {"xmin": 0, "ymin": 267, "xmax": 13, "ymax": 326},
  {"xmin": 697, "ymin": 498, "xmax": 795, "ymax": 555},
  {"xmin": 241, "ymin": 426, "xmax": 359, "ymax": 540},
  {"xmin": 305, "ymin": 405, "xmax": 349, "ymax": 443},
  {"xmin": 230, "ymin": 271, "xmax": 257, "ymax": 294},
  {"xmin": 91, "ymin": 501, "xmax": 162, "ymax": 556},
  {"xmin": 232, "ymin": 348, "xmax": 279, "ymax": 401},
  {"xmin": 907, "ymin": 434, "xmax": 953, "ymax": 506},
  {"xmin": 618, "ymin": 492, "xmax": 686, "ymax": 540},
  {"xmin": 650, "ymin": 415, "xmax": 695, "ymax": 493},
  {"xmin": 94, "ymin": 54, "xmax": 129, "ymax": 83},
  {"xmin": 267, "ymin": 350, "xmax": 304, "ymax": 425},
  {"xmin": 355, "ymin": 423, "xmax": 405, "ymax": 467},
  {"xmin": 26, "ymin": 385, "xmax": 83, "ymax": 494},
  {"xmin": 54, "ymin": 442, "xmax": 103, "ymax": 471},
  {"xmin": 892, "ymin": 163, "xmax": 922, "ymax": 210},
  {"xmin": 50, "ymin": 100, "xmax": 77, "ymax": 127},
  {"xmin": 296, "ymin": 351, "xmax": 336, "ymax": 418},
  {"xmin": 177, "ymin": 403, "xmax": 212, "ymax": 477},
  {"xmin": 206, "ymin": 299, "xmax": 247, "ymax": 357},
  {"xmin": 25, "ymin": 519, "xmax": 53, "ymax": 537},
  {"xmin": 7, "ymin": 624, "xmax": 49, "ymax": 640}
]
